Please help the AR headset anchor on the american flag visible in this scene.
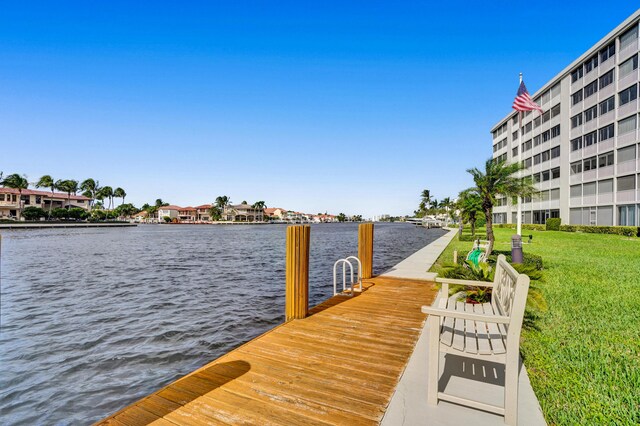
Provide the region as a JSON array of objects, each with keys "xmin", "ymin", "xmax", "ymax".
[{"xmin": 512, "ymin": 81, "xmax": 543, "ymax": 113}]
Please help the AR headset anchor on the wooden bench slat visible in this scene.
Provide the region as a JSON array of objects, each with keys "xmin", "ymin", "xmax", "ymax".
[
  {"xmin": 483, "ymin": 302, "xmax": 506, "ymax": 354},
  {"xmin": 452, "ymin": 301, "xmax": 466, "ymax": 351},
  {"xmin": 439, "ymin": 297, "xmax": 455, "ymax": 347},
  {"xmin": 464, "ymin": 302, "xmax": 478, "ymax": 354},
  {"xmin": 473, "ymin": 303, "xmax": 492, "ymax": 355}
]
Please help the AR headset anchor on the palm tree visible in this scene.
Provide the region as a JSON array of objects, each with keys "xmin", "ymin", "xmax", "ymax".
[
  {"xmin": 80, "ymin": 179, "xmax": 100, "ymax": 209},
  {"xmin": 208, "ymin": 205, "xmax": 222, "ymax": 221},
  {"xmin": 36, "ymin": 175, "xmax": 57, "ymax": 219},
  {"xmin": 252, "ymin": 201, "xmax": 266, "ymax": 222},
  {"xmin": 100, "ymin": 186, "xmax": 114, "ymax": 210},
  {"xmin": 55, "ymin": 179, "xmax": 79, "ymax": 214},
  {"xmin": 114, "ymin": 187, "xmax": 126, "ymax": 206},
  {"xmin": 466, "ymin": 158, "xmax": 536, "ymax": 253},
  {"xmin": 458, "ymin": 190, "xmax": 483, "ymax": 236},
  {"xmin": 215, "ymin": 196, "xmax": 231, "ymax": 221},
  {"xmin": 1, "ymin": 173, "xmax": 29, "ymax": 219}
]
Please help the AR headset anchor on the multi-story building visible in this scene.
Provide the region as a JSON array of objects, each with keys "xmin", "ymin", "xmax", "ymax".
[
  {"xmin": 490, "ymin": 12, "xmax": 639, "ymax": 227},
  {"xmin": 0, "ymin": 188, "xmax": 91, "ymax": 219},
  {"xmin": 223, "ymin": 204, "xmax": 264, "ymax": 222}
]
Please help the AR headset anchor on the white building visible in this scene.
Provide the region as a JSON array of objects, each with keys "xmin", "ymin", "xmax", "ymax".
[{"xmin": 490, "ymin": 12, "xmax": 639, "ymax": 227}]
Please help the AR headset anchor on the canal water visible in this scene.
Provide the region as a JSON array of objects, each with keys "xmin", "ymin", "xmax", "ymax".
[{"xmin": 0, "ymin": 223, "xmax": 446, "ymax": 424}]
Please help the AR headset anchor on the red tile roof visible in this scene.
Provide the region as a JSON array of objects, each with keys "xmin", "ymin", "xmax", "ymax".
[{"xmin": 0, "ymin": 187, "xmax": 90, "ymax": 200}]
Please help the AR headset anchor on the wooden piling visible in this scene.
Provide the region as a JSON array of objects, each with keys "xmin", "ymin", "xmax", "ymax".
[
  {"xmin": 358, "ymin": 223, "xmax": 374, "ymax": 279},
  {"xmin": 285, "ymin": 225, "xmax": 310, "ymax": 321}
]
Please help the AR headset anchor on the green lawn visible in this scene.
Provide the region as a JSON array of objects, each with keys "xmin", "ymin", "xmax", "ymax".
[{"xmin": 430, "ymin": 227, "xmax": 640, "ymax": 425}]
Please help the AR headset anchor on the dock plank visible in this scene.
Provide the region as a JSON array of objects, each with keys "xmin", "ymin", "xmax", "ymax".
[{"xmin": 96, "ymin": 276, "xmax": 437, "ymax": 425}]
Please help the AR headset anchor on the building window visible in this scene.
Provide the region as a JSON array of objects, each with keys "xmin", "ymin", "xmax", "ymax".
[
  {"xmin": 599, "ymin": 96, "xmax": 615, "ymax": 115},
  {"xmin": 618, "ymin": 205, "xmax": 637, "ymax": 226},
  {"xmin": 598, "ymin": 124, "xmax": 615, "ymax": 141},
  {"xmin": 584, "ymin": 105, "xmax": 598, "ymax": 122},
  {"xmin": 541, "ymin": 110, "xmax": 550, "ymax": 124},
  {"xmin": 583, "ymin": 156, "xmax": 597, "ymax": 171},
  {"xmin": 522, "ymin": 139, "xmax": 532, "ymax": 152},
  {"xmin": 571, "ymin": 161, "xmax": 582, "ymax": 174},
  {"xmin": 550, "ymin": 104, "xmax": 560, "ymax": 119},
  {"xmin": 617, "ymin": 145, "xmax": 636, "ymax": 162},
  {"xmin": 512, "ymin": 146, "xmax": 519, "ymax": 157},
  {"xmin": 600, "ymin": 42, "xmax": 615, "ymax": 63},
  {"xmin": 571, "ymin": 137, "xmax": 582, "ymax": 151},
  {"xmin": 550, "ymin": 188, "xmax": 560, "ymax": 200},
  {"xmin": 541, "ymin": 170, "xmax": 550, "ymax": 181},
  {"xmin": 584, "ymin": 80, "xmax": 598, "ymax": 98},
  {"xmin": 571, "ymin": 113, "xmax": 583, "ymax": 128},
  {"xmin": 584, "ymin": 131, "xmax": 597, "ymax": 146},
  {"xmin": 550, "ymin": 124, "xmax": 560, "ymax": 139},
  {"xmin": 572, "ymin": 89, "xmax": 583, "ymax": 106},
  {"xmin": 619, "ymin": 85, "xmax": 638, "ymax": 106},
  {"xmin": 534, "ymin": 154, "xmax": 541, "ymax": 165},
  {"xmin": 534, "ymin": 173, "xmax": 541, "ymax": 183},
  {"xmin": 570, "ymin": 184, "xmax": 582, "ymax": 197},
  {"xmin": 599, "ymin": 69, "xmax": 614, "ymax": 89},
  {"xmin": 542, "ymin": 130, "xmax": 551, "ymax": 142},
  {"xmin": 598, "ymin": 179, "xmax": 613, "ymax": 194},
  {"xmin": 619, "ymin": 25, "xmax": 638, "ymax": 50},
  {"xmin": 540, "ymin": 190, "xmax": 550, "ymax": 201},
  {"xmin": 512, "ymin": 115, "xmax": 518, "ymax": 125},
  {"xmin": 523, "ymin": 157, "xmax": 532, "ymax": 168},
  {"xmin": 598, "ymin": 151, "xmax": 614, "ymax": 168},
  {"xmin": 533, "ymin": 135, "xmax": 541, "ymax": 146},
  {"xmin": 584, "ymin": 54, "xmax": 598, "ymax": 74},
  {"xmin": 618, "ymin": 115, "xmax": 637, "ymax": 135},
  {"xmin": 619, "ymin": 55, "xmax": 638, "ymax": 78},
  {"xmin": 542, "ymin": 150, "xmax": 550, "ymax": 162},
  {"xmin": 551, "ymin": 167, "xmax": 560, "ymax": 179},
  {"xmin": 550, "ymin": 146, "xmax": 560, "ymax": 159},
  {"xmin": 583, "ymin": 182, "xmax": 597, "ymax": 196},
  {"xmin": 533, "ymin": 116, "xmax": 541, "ymax": 128},
  {"xmin": 571, "ymin": 66, "xmax": 583, "ymax": 83},
  {"xmin": 617, "ymin": 175, "xmax": 636, "ymax": 191}
]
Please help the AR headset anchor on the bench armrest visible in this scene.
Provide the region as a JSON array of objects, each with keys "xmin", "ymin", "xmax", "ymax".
[
  {"xmin": 435, "ymin": 277, "xmax": 494, "ymax": 288},
  {"xmin": 421, "ymin": 306, "xmax": 510, "ymax": 324}
]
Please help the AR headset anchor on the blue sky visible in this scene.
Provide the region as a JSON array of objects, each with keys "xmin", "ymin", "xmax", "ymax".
[{"xmin": 1, "ymin": 2, "xmax": 638, "ymax": 217}]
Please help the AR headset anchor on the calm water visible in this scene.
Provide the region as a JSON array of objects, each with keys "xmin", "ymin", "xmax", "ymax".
[{"xmin": 0, "ymin": 223, "xmax": 445, "ymax": 424}]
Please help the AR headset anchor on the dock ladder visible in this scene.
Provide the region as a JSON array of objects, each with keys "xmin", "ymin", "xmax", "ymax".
[{"xmin": 333, "ymin": 256, "xmax": 363, "ymax": 296}]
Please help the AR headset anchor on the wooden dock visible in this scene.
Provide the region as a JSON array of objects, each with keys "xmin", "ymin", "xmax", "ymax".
[{"xmin": 97, "ymin": 276, "xmax": 437, "ymax": 425}]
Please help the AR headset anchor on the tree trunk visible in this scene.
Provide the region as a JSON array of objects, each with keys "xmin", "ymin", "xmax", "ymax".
[
  {"xmin": 48, "ymin": 190, "xmax": 54, "ymax": 220},
  {"xmin": 470, "ymin": 217, "xmax": 476, "ymax": 236},
  {"xmin": 484, "ymin": 205, "xmax": 494, "ymax": 254}
]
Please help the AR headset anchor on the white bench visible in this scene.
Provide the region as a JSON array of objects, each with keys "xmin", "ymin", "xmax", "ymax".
[{"xmin": 422, "ymin": 254, "xmax": 530, "ymax": 425}]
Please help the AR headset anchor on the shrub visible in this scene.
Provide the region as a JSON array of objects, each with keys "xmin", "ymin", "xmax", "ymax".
[
  {"xmin": 558, "ymin": 225, "xmax": 638, "ymax": 237},
  {"xmin": 546, "ymin": 218, "xmax": 561, "ymax": 231},
  {"xmin": 22, "ymin": 206, "xmax": 46, "ymax": 221},
  {"xmin": 523, "ymin": 224, "xmax": 546, "ymax": 231},
  {"xmin": 51, "ymin": 208, "xmax": 68, "ymax": 219},
  {"xmin": 163, "ymin": 216, "xmax": 172, "ymax": 223},
  {"xmin": 490, "ymin": 250, "xmax": 543, "ymax": 270},
  {"xmin": 68, "ymin": 208, "xmax": 88, "ymax": 220}
]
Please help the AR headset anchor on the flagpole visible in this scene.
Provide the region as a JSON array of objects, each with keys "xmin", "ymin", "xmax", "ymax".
[{"xmin": 516, "ymin": 72, "xmax": 523, "ymax": 236}]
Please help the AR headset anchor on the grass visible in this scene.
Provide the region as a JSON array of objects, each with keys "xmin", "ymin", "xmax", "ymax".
[{"xmin": 430, "ymin": 227, "xmax": 640, "ymax": 425}]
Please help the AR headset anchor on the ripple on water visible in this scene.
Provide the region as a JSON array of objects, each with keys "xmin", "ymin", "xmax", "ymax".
[{"xmin": 0, "ymin": 223, "xmax": 446, "ymax": 424}]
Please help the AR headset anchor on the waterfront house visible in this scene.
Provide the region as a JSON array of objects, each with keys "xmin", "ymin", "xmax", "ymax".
[
  {"xmin": 264, "ymin": 207, "xmax": 287, "ymax": 219},
  {"xmin": 195, "ymin": 204, "xmax": 212, "ymax": 221},
  {"xmin": 157, "ymin": 205, "xmax": 181, "ymax": 221},
  {"xmin": 178, "ymin": 206, "xmax": 197, "ymax": 222},
  {"xmin": 0, "ymin": 188, "xmax": 90, "ymax": 219},
  {"xmin": 223, "ymin": 203, "xmax": 264, "ymax": 222}
]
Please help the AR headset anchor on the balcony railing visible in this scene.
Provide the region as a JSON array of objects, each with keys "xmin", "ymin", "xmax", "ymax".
[{"xmin": 616, "ymin": 190, "xmax": 637, "ymax": 203}]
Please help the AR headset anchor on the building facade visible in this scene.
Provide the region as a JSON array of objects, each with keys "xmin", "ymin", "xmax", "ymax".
[
  {"xmin": 0, "ymin": 188, "xmax": 91, "ymax": 219},
  {"xmin": 490, "ymin": 12, "xmax": 640, "ymax": 227}
]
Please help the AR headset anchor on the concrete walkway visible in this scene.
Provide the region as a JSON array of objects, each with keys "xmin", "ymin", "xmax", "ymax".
[
  {"xmin": 381, "ymin": 229, "xmax": 547, "ymax": 426},
  {"xmin": 381, "ymin": 228, "xmax": 458, "ymax": 280}
]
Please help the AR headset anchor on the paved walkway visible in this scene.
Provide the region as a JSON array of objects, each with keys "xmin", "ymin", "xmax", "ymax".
[
  {"xmin": 380, "ymin": 228, "xmax": 547, "ymax": 426},
  {"xmin": 380, "ymin": 228, "xmax": 457, "ymax": 281}
]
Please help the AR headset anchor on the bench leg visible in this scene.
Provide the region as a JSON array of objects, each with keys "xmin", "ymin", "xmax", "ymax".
[
  {"xmin": 504, "ymin": 357, "xmax": 519, "ymax": 425},
  {"xmin": 427, "ymin": 315, "xmax": 440, "ymax": 405}
]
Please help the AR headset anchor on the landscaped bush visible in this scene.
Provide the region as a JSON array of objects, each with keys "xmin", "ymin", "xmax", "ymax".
[
  {"xmin": 559, "ymin": 224, "xmax": 638, "ymax": 237},
  {"xmin": 523, "ymin": 224, "xmax": 546, "ymax": 231},
  {"xmin": 545, "ymin": 218, "xmax": 561, "ymax": 231},
  {"xmin": 490, "ymin": 250, "xmax": 543, "ymax": 270},
  {"xmin": 22, "ymin": 206, "xmax": 46, "ymax": 221},
  {"xmin": 51, "ymin": 208, "xmax": 68, "ymax": 219}
]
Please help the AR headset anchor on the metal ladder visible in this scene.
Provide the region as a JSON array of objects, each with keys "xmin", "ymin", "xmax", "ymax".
[{"xmin": 333, "ymin": 256, "xmax": 363, "ymax": 296}]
